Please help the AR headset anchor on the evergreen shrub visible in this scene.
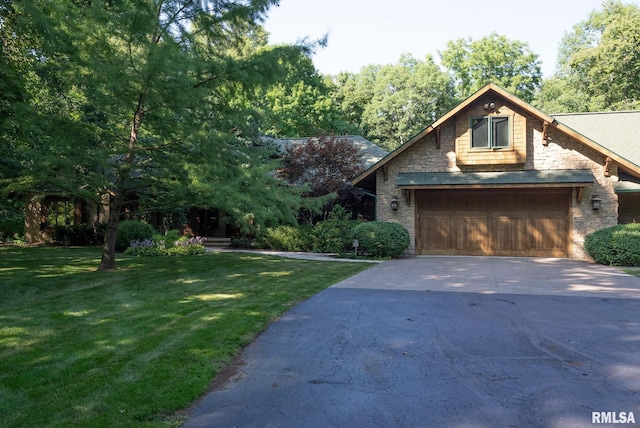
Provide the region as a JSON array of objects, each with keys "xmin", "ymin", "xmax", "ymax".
[
  {"xmin": 585, "ymin": 223, "xmax": 640, "ymax": 266},
  {"xmin": 352, "ymin": 221, "xmax": 410, "ymax": 258},
  {"xmin": 52, "ymin": 224, "xmax": 103, "ymax": 246},
  {"xmin": 116, "ymin": 221, "xmax": 155, "ymax": 252},
  {"xmin": 0, "ymin": 217, "xmax": 25, "ymax": 242}
]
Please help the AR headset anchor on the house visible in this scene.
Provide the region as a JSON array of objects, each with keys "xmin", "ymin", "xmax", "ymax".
[
  {"xmin": 352, "ymin": 84, "xmax": 640, "ymax": 259},
  {"xmin": 21, "ymin": 135, "xmax": 387, "ymax": 244},
  {"xmin": 269, "ymin": 135, "xmax": 389, "ymax": 169},
  {"xmin": 175, "ymin": 135, "xmax": 388, "ymax": 238}
]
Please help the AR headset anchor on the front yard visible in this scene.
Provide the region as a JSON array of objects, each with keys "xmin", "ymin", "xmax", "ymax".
[{"xmin": 0, "ymin": 247, "xmax": 372, "ymax": 427}]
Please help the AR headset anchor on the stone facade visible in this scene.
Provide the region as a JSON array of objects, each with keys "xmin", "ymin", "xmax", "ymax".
[{"xmin": 374, "ymin": 94, "xmax": 619, "ymax": 260}]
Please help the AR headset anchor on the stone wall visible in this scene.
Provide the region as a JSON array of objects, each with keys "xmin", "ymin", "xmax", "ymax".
[{"xmin": 535, "ymin": 125, "xmax": 618, "ymax": 259}]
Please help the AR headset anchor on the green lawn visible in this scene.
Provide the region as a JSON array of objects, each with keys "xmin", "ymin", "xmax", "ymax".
[
  {"xmin": 0, "ymin": 247, "xmax": 373, "ymax": 427},
  {"xmin": 623, "ymin": 267, "xmax": 640, "ymax": 277}
]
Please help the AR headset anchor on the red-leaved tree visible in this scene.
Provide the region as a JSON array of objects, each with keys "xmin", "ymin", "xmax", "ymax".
[{"xmin": 279, "ymin": 135, "xmax": 365, "ymax": 222}]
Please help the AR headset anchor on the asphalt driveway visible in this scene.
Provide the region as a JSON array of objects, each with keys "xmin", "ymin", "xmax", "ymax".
[{"xmin": 183, "ymin": 257, "xmax": 640, "ymax": 427}]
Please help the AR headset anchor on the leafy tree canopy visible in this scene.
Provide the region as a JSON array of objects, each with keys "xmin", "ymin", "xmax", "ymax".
[
  {"xmin": 279, "ymin": 135, "xmax": 365, "ymax": 222},
  {"xmin": 439, "ymin": 32, "xmax": 542, "ymax": 102},
  {"xmin": 535, "ymin": 0, "xmax": 640, "ymax": 112},
  {"xmin": 332, "ymin": 54, "xmax": 456, "ymax": 150},
  {"xmin": 4, "ymin": 0, "xmax": 312, "ymax": 270},
  {"xmin": 253, "ymin": 42, "xmax": 357, "ymax": 137}
]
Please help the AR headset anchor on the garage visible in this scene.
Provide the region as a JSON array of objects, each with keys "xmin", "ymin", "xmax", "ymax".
[
  {"xmin": 349, "ymin": 85, "xmax": 629, "ymax": 259},
  {"xmin": 416, "ymin": 189, "xmax": 571, "ymax": 257}
]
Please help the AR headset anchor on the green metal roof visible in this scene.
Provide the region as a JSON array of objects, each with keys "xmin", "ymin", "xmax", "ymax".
[{"xmin": 396, "ymin": 169, "xmax": 594, "ymax": 187}]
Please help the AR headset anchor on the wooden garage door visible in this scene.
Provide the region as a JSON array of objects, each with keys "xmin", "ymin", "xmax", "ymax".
[{"xmin": 416, "ymin": 189, "xmax": 570, "ymax": 257}]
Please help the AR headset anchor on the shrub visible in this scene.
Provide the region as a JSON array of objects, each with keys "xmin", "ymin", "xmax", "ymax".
[
  {"xmin": 124, "ymin": 239, "xmax": 165, "ymax": 257},
  {"xmin": 231, "ymin": 235, "xmax": 259, "ymax": 249},
  {"xmin": 260, "ymin": 224, "xmax": 313, "ymax": 252},
  {"xmin": 311, "ymin": 205, "xmax": 362, "ymax": 254},
  {"xmin": 52, "ymin": 224, "xmax": 103, "ymax": 246},
  {"xmin": 312, "ymin": 220, "xmax": 361, "ymax": 254},
  {"xmin": 352, "ymin": 221, "xmax": 410, "ymax": 258},
  {"xmin": 116, "ymin": 221, "xmax": 155, "ymax": 252},
  {"xmin": 165, "ymin": 244, "xmax": 206, "ymax": 256},
  {"xmin": 0, "ymin": 200, "xmax": 25, "ymax": 243},
  {"xmin": 152, "ymin": 229, "xmax": 181, "ymax": 248},
  {"xmin": 0, "ymin": 217, "xmax": 25, "ymax": 243},
  {"xmin": 124, "ymin": 237, "xmax": 206, "ymax": 257},
  {"xmin": 585, "ymin": 223, "xmax": 640, "ymax": 266}
]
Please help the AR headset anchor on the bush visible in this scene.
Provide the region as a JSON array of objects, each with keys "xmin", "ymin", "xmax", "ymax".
[
  {"xmin": 0, "ymin": 200, "xmax": 24, "ymax": 243},
  {"xmin": 585, "ymin": 224, "xmax": 640, "ymax": 266},
  {"xmin": 152, "ymin": 229, "xmax": 181, "ymax": 248},
  {"xmin": 312, "ymin": 220, "xmax": 361, "ymax": 254},
  {"xmin": 124, "ymin": 239, "xmax": 165, "ymax": 257},
  {"xmin": 165, "ymin": 244, "xmax": 206, "ymax": 256},
  {"xmin": 260, "ymin": 224, "xmax": 313, "ymax": 252},
  {"xmin": 231, "ymin": 235, "xmax": 260, "ymax": 249},
  {"xmin": 352, "ymin": 221, "xmax": 410, "ymax": 258},
  {"xmin": 124, "ymin": 237, "xmax": 206, "ymax": 257},
  {"xmin": 52, "ymin": 224, "xmax": 103, "ymax": 246},
  {"xmin": 0, "ymin": 217, "xmax": 25, "ymax": 243},
  {"xmin": 116, "ymin": 221, "xmax": 155, "ymax": 252},
  {"xmin": 311, "ymin": 205, "xmax": 362, "ymax": 254}
]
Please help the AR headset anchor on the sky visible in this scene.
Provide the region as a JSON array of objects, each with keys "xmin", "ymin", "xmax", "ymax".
[{"xmin": 263, "ymin": 0, "xmax": 637, "ymax": 79}]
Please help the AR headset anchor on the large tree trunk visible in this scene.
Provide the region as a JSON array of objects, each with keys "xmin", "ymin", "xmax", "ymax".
[
  {"xmin": 98, "ymin": 191, "xmax": 124, "ymax": 271},
  {"xmin": 98, "ymin": 103, "xmax": 143, "ymax": 270}
]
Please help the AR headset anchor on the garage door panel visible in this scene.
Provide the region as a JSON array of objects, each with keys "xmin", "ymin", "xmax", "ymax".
[
  {"xmin": 419, "ymin": 217, "xmax": 454, "ymax": 253},
  {"xmin": 417, "ymin": 189, "xmax": 570, "ymax": 257},
  {"xmin": 456, "ymin": 218, "xmax": 490, "ymax": 255},
  {"xmin": 530, "ymin": 218, "xmax": 567, "ymax": 251},
  {"xmin": 493, "ymin": 217, "xmax": 526, "ymax": 254}
]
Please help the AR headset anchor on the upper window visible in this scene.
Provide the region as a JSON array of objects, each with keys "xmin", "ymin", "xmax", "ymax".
[{"xmin": 471, "ymin": 116, "xmax": 510, "ymax": 149}]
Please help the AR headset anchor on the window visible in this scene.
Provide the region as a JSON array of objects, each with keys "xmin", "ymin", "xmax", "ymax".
[{"xmin": 471, "ymin": 116, "xmax": 510, "ymax": 149}]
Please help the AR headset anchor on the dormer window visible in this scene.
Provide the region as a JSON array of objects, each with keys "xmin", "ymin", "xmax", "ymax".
[{"xmin": 471, "ymin": 116, "xmax": 510, "ymax": 149}]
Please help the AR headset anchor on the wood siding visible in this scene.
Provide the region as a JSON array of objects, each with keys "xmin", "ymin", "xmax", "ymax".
[
  {"xmin": 455, "ymin": 99, "xmax": 527, "ymax": 166},
  {"xmin": 416, "ymin": 189, "xmax": 570, "ymax": 257}
]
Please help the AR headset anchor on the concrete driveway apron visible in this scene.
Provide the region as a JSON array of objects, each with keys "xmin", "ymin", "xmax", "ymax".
[{"xmin": 183, "ymin": 257, "xmax": 640, "ymax": 428}]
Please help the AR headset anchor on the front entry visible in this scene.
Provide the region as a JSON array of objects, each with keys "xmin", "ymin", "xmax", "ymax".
[{"xmin": 416, "ymin": 189, "xmax": 571, "ymax": 257}]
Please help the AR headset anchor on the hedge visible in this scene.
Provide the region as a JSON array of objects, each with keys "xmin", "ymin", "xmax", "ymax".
[
  {"xmin": 584, "ymin": 223, "xmax": 640, "ymax": 266},
  {"xmin": 352, "ymin": 221, "xmax": 410, "ymax": 258}
]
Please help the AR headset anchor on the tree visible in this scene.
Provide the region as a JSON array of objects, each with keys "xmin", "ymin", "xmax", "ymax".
[
  {"xmin": 0, "ymin": 0, "xmax": 43, "ymax": 187},
  {"xmin": 253, "ymin": 43, "xmax": 356, "ymax": 137},
  {"xmin": 333, "ymin": 54, "xmax": 455, "ymax": 151},
  {"xmin": 440, "ymin": 33, "xmax": 542, "ymax": 102},
  {"xmin": 535, "ymin": 0, "xmax": 640, "ymax": 112},
  {"xmin": 532, "ymin": 76, "xmax": 593, "ymax": 114},
  {"xmin": 279, "ymin": 135, "xmax": 365, "ymax": 222},
  {"xmin": 7, "ymin": 0, "xmax": 310, "ymax": 270}
]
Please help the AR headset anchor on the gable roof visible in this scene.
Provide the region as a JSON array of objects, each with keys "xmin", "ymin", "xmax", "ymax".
[
  {"xmin": 270, "ymin": 135, "xmax": 388, "ymax": 169},
  {"xmin": 552, "ymin": 111, "xmax": 640, "ymax": 172},
  {"xmin": 352, "ymin": 83, "xmax": 640, "ymax": 185}
]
